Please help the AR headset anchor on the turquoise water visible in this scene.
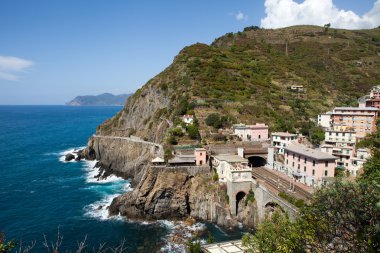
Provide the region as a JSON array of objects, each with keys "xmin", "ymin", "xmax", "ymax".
[{"xmin": 0, "ymin": 106, "xmax": 242, "ymax": 252}]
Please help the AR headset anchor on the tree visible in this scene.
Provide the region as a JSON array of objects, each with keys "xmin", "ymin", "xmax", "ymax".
[
  {"xmin": 300, "ymin": 181, "xmax": 380, "ymax": 252},
  {"xmin": 242, "ymin": 209, "xmax": 305, "ymax": 253},
  {"xmin": 187, "ymin": 125, "xmax": 200, "ymax": 140},
  {"xmin": 324, "ymin": 23, "xmax": 331, "ymax": 32},
  {"xmin": 205, "ymin": 113, "xmax": 222, "ymax": 129},
  {"xmin": 309, "ymin": 126, "xmax": 325, "ymax": 146}
]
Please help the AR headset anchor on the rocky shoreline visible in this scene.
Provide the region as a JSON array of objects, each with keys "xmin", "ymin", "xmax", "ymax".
[{"xmin": 65, "ymin": 143, "xmax": 257, "ymax": 230}]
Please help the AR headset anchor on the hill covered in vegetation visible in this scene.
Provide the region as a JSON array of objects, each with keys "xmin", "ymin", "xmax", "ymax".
[
  {"xmin": 66, "ymin": 93, "xmax": 131, "ymax": 106},
  {"xmin": 97, "ymin": 25, "xmax": 380, "ymax": 143}
]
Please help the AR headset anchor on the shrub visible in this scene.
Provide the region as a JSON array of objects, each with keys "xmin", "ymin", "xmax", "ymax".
[
  {"xmin": 187, "ymin": 125, "xmax": 200, "ymax": 140},
  {"xmin": 166, "ymin": 135, "xmax": 178, "ymax": 145},
  {"xmin": 170, "ymin": 127, "xmax": 184, "ymax": 137},
  {"xmin": 212, "ymin": 173, "xmax": 219, "ymax": 181},
  {"xmin": 205, "ymin": 113, "xmax": 222, "ymax": 129}
]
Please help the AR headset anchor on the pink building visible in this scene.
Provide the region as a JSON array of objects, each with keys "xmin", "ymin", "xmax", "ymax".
[
  {"xmin": 233, "ymin": 123, "xmax": 269, "ymax": 142},
  {"xmin": 284, "ymin": 145, "xmax": 337, "ymax": 187},
  {"xmin": 195, "ymin": 148, "xmax": 207, "ymax": 166}
]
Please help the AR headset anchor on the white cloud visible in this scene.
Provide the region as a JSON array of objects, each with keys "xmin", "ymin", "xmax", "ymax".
[
  {"xmin": 0, "ymin": 56, "xmax": 34, "ymax": 81},
  {"xmin": 235, "ymin": 11, "xmax": 248, "ymax": 22},
  {"xmin": 261, "ymin": 0, "xmax": 380, "ymax": 29}
]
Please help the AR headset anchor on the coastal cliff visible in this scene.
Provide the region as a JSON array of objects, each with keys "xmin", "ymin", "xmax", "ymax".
[
  {"xmin": 109, "ymin": 166, "xmax": 256, "ymax": 228},
  {"xmin": 82, "ymin": 136, "xmax": 160, "ymax": 185},
  {"xmin": 82, "ymin": 25, "xmax": 380, "ymax": 227}
]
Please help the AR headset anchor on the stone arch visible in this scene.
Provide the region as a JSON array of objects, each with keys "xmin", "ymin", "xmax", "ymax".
[
  {"xmin": 248, "ymin": 156, "xmax": 267, "ymax": 167},
  {"xmin": 236, "ymin": 191, "xmax": 247, "ymax": 214}
]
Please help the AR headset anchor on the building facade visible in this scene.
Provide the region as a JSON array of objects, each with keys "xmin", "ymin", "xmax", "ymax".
[
  {"xmin": 233, "ymin": 123, "xmax": 269, "ymax": 142},
  {"xmin": 271, "ymin": 132, "xmax": 299, "ymax": 155},
  {"xmin": 284, "ymin": 145, "xmax": 337, "ymax": 187},
  {"xmin": 330, "ymin": 107, "xmax": 378, "ymax": 139},
  {"xmin": 212, "ymin": 154, "xmax": 249, "ymax": 182},
  {"xmin": 317, "ymin": 112, "xmax": 332, "ymax": 128}
]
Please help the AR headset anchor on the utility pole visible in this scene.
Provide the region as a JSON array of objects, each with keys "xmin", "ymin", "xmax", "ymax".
[{"xmin": 285, "ymin": 41, "xmax": 288, "ymax": 57}]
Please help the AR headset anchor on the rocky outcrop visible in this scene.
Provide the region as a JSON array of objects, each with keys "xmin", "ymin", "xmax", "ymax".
[
  {"xmin": 82, "ymin": 136, "xmax": 158, "ymax": 185},
  {"xmin": 109, "ymin": 166, "xmax": 257, "ymax": 228},
  {"xmin": 65, "ymin": 153, "xmax": 75, "ymax": 162}
]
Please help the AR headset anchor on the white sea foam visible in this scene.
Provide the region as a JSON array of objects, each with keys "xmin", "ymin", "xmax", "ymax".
[
  {"xmin": 82, "ymin": 160, "xmax": 125, "ymax": 184},
  {"xmin": 159, "ymin": 220, "xmax": 207, "ymax": 253},
  {"xmin": 58, "ymin": 146, "xmax": 86, "ymax": 163},
  {"xmin": 84, "ymin": 193, "xmax": 122, "ymax": 221}
]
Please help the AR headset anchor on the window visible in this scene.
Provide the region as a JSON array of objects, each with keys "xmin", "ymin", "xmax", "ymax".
[
  {"xmin": 313, "ymin": 160, "xmax": 315, "ymax": 166},
  {"xmin": 286, "ymin": 159, "xmax": 288, "ymax": 165},
  {"xmin": 298, "ymin": 156, "xmax": 300, "ymax": 162},
  {"xmin": 292, "ymin": 162, "xmax": 294, "ymax": 167},
  {"xmin": 312, "ymin": 169, "xmax": 315, "ymax": 176},
  {"xmin": 304, "ymin": 166, "xmax": 306, "ymax": 172},
  {"xmin": 325, "ymin": 161, "xmax": 328, "ymax": 167},
  {"xmin": 293, "ymin": 154, "xmax": 295, "ymax": 159},
  {"xmin": 304, "ymin": 157, "xmax": 307, "ymax": 163},
  {"xmin": 325, "ymin": 170, "xmax": 328, "ymax": 176}
]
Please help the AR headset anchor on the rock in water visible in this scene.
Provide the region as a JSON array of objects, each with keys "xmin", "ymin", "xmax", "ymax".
[{"xmin": 65, "ymin": 153, "xmax": 75, "ymax": 162}]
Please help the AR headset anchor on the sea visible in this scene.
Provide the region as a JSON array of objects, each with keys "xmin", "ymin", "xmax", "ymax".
[{"xmin": 0, "ymin": 106, "xmax": 243, "ymax": 252}]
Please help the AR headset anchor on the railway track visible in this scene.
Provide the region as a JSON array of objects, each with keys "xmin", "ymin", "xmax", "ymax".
[{"xmin": 252, "ymin": 167, "xmax": 313, "ymax": 200}]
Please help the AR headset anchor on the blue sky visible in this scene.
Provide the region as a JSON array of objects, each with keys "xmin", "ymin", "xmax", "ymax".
[{"xmin": 0, "ymin": 0, "xmax": 378, "ymax": 105}]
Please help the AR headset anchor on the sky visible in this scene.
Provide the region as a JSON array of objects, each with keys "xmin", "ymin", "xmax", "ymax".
[{"xmin": 0, "ymin": 0, "xmax": 379, "ymax": 105}]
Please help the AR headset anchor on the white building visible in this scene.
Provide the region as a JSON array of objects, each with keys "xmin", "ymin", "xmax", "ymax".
[
  {"xmin": 349, "ymin": 148, "xmax": 371, "ymax": 177},
  {"xmin": 182, "ymin": 114, "xmax": 194, "ymax": 125},
  {"xmin": 317, "ymin": 112, "xmax": 332, "ymax": 128},
  {"xmin": 271, "ymin": 132, "xmax": 299, "ymax": 155},
  {"xmin": 212, "ymin": 154, "xmax": 250, "ymax": 182}
]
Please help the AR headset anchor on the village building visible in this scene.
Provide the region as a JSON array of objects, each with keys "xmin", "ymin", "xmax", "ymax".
[
  {"xmin": 330, "ymin": 107, "xmax": 378, "ymax": 139},
  {"xmin": 271, "ymin": 132, "xmax": 299, "ymax": 155},
  {"xmin": 151, "ymin": 157, "xmax": 165, "ymax": 166},
  {"xmin": 284, "ymin": 145, "xmax": 337, "ymax": 187},
  {"xmin": 321, "ymin": 124, "xmax": 356, "ymax": 169},
  {"xmin": 232, "ymin": 123, "xmax": 269, "ymax": 142},
  {"xmin": 212, "ymin": 154, "xmax": 250, "ymax": 182},
  {"xmin": 369, "ymin": 85, "xmax": 380, "ymax": 99},
  {"xmin": 182, "ymin": 114, "xmax": 194, "ymax": 125},
  {"xmin": 349, "ymin": 148, "xmax": 371, "ymax": 177},
  {"xmin": 365, "ymin": 98, "xmax": 380, "ymax": 110},
  {"xmin": 195, "ymin": 148, "xmax": 207, "ymax": 166},
  {"xmin": 289, "ymin": 85, "xmax": 304, "ymax": 93},
  {"xmin": 317, "ymin": 111, "xmax": 332, "ymax": 128}
]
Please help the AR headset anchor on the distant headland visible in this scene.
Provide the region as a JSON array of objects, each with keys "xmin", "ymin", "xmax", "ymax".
[{"xmin": 65, "ymin": 93, "xmax": 132, "ymax": 106}]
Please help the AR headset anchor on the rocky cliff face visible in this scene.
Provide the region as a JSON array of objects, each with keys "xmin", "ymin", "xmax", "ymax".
[
  {"xmin": 109, "ymin": 166, "xmax": 257, "ymax": 228},
  {"xmin": 83, "ymin": 136, "xmax": 159, "ymax": 185}
]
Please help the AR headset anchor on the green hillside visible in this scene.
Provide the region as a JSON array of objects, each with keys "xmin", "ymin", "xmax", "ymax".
[{"xmin": 99, "ymin": 25, "xmax": 380, "ymax": 143}]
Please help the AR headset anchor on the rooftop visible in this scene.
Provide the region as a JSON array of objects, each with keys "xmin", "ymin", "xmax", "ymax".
[
  {"xmin": 202, "ymin": 240, "xmax": 245, "ymax": 253},
  {"xmin": 214, "ymin": 154, "xmax": 248, "ymax": 163},
  {"xmin": 334, "ymin": 107, "xmax": 379, "ymax": 111},
  {"xmin": 285, "ymin": 145, "xmax": 337, "ymax": 160},
  {"xmin": 168, "ymin": 155, "xmax": 195, "ymax": 164},
  {"xmin": 272, "ymin": 132, "xmax": 298, "ymax": 137}
]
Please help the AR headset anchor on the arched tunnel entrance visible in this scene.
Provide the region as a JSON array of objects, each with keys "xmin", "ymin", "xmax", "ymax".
[
  {"xmin": 248, "ymin": 156, "xmax": 267, "ymax": 167},
  {"xmin": 236, "ymin": 191, "xmax": 247, "ymax": 214}
]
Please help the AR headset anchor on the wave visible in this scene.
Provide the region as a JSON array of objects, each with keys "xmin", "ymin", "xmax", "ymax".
[
  {"xmin": 159, "ymin": 220, "xmax": 207, "ymax": 253},
  {"xmin": 58, "ymin": 146, "xmax": 86, "ymax": 163},
  {"xmin": 83, "ymin": 160, "xmax": 125, "ymax": 184},
  {"xmin": 83, "ymin": 193, "xmax": 123, "ymax": 221}
]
